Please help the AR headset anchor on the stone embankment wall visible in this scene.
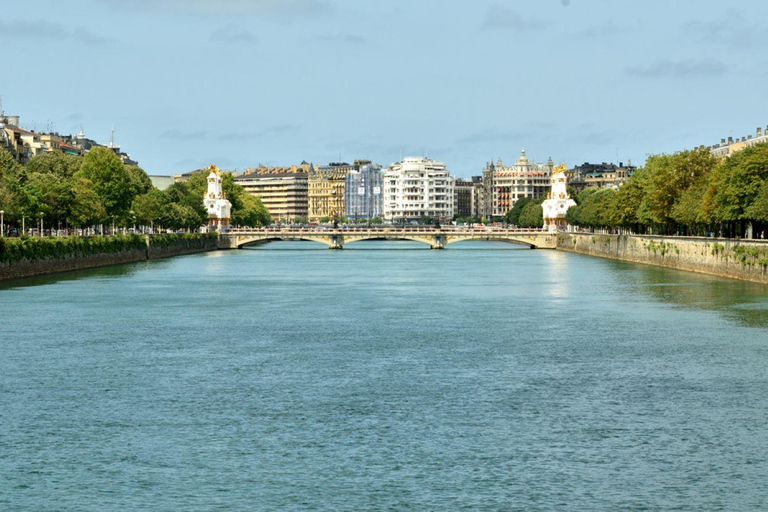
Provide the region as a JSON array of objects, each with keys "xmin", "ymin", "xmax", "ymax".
[
  {"xmin": 557, "ymin": 233, "xmax": 768, "ymax": 284},
  {"xmin": 0, "ymin": 234, "xmax": 218, "ymax": 281}
]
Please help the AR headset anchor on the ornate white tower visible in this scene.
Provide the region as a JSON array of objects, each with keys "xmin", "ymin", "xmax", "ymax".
[
  {"xmin": 542, "ymin": 164, "xmax": 576, "ymax": 232},
  {"xmin": 203, "ymin": 164, "xmax": 232, "ymax": 232}
]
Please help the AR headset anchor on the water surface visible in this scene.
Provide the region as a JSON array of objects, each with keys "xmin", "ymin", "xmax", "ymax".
[{"xmin": 2, "ymin": 241, "xmax": 767, "ymax": 510}]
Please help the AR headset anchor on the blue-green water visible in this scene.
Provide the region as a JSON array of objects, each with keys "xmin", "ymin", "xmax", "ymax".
[{"xmin": 2, "ymin": 241, "xmax": 768, "ymax": 511}]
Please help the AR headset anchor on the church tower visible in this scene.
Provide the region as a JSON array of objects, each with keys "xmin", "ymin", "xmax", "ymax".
[
  {"xmin": 203, "ymin": 164, "xmax": 232, "ymax": 232},
  {"xmin": 542, "ymin": 164, "xmax": 576, "ymax": 232}
]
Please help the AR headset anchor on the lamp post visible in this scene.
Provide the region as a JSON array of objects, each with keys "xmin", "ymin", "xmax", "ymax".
[
  {"xmin": 39, "ymin": 213, "xmax": 44, "ymax": 237},
  {"xmin": 21, "ymin": 211, "xmax": 25, "ymax": 236},
  {"xmin": 0, "ymin": 210, "xmax": 4, "ymax": 237}
]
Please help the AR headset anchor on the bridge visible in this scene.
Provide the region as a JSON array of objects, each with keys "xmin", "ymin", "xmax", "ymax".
[{"xmin": 218, "ymin": 227, "xmax": 557, "ymax": 250}]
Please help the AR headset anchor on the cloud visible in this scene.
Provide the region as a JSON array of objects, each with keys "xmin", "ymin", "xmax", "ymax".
[
  {"xmin": 0, "ymin": 20, "xmax": 107, "ymax": 44},
  {"xmin": 112, "ymin": 0, "xmax": 334, "ymax": 17},
  {"xmin": 481, "ymin": 5, "xmax": 548, "ymax": 31},
  {"xmin": 318, "ymin": 33, "xmax": 366, "ymax": 45},
  {"xmin": 626, "ymin": 59, "xmax": 728, "ymax": 78},
  {"xmin": 561, "ymin": 0, "xmax": 570, "ymax": 5},
  {"xmin": 683, "ymin": 11, "xmax": 763, "ymax": 48},
  {"xmin": 210, "ymin": 24, "xmax": 258, "ymax": 45}
]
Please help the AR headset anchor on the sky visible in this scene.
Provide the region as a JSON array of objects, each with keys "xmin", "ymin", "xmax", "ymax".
[{"xmin": 2, "ymin": 0, "xmax": 767, "ymax": 177}]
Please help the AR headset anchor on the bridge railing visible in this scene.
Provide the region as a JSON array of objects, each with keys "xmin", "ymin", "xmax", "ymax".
[{"xmin": 226, "ymin": 226, "xmax": 548, "ymax": 236}]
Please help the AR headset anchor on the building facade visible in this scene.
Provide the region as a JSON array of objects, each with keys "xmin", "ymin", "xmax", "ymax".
[
  {"xmin": 344, "ymin": 160, "xmax": 384, "ymax": 221},
  {"xmin": 233, "ymin": 162, "xmax": 311, "ymax": 222},
  {"xmin": 710, "ymin": 125, "xmax": 768, "ymax": 158},
  {"xmin": 309, "ymin": 162, "xmax": 355, "ymax": 222},
  {"xmin": 454, "ymin": 179, "xmax": 477, "ymax": 219},
  {"xmin": 481, "ymin": 149, "xmax": 553, "ymax": 219},
  {"xmin": 383, "ymin": 157, "xmax": 455, "ymax": 221},
  {"xmin": 1, "ymin": 112, "xmax": 138, "ymax": 165},
  {"xmin": 568, "ymin": 162, "xmax": 635, "ymax": 193}
]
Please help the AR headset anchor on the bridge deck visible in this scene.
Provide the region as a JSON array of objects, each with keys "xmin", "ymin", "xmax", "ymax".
[{"xmin": 221, "ymin": 227, "xmax": 557, "ymax": 250}]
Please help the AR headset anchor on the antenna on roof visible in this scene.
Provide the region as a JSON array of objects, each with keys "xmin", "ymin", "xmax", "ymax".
[{"xmin": 0, "ymin": 95, "xmax": 4, "ymax": 116}]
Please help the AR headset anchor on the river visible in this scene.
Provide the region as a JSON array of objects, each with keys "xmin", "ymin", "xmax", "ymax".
[{"xmin": 1, "ymin": 241, "xmax": 767, "ymax": 510}]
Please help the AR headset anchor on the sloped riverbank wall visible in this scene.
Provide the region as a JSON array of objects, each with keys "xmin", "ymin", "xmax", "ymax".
[
  {"xmin": 0, "ymin": 234, "xmax": 218, "ymax": 281},
  {"xmin": 557, "ymin": 233, "xmax": 768, "ymax": 284}
]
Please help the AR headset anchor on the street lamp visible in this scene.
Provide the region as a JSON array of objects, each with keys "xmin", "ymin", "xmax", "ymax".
[{"xmin": 0, "ymin": 210, "xmax": 4, "ymax": 237}]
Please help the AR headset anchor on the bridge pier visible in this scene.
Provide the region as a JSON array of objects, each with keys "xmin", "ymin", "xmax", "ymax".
[
  {"xmin": 431, "ymin": 235, "xmax": 446, "ymax": 249},
  {"xmin": 329, "ymin": 235, "xmax": 344, "ymax": 250}
]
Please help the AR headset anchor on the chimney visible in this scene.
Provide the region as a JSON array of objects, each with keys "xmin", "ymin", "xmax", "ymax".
[
  {"xmin": 758, "ymin": 127, "xmax": 763, "ymax": 137},
  {"xmin": 728, "ymin": 136, "xmax": 734, "ymax": 144},
  {"xmin": 721, "ymin": 138, "xmax": 726, "ymax": 145}
]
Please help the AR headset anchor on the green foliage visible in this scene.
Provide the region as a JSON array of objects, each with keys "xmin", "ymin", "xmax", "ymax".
[
  {"xmin": 505, "ymin": 197, "xmax": 531, "ymax": 226},
  {"xmin": 76, "ymin": 147, "xmax": 135, "ymax": 221},
  {"xmin": 518, "ymin": 199, "xmax": 544, "ymax": 228},
  {"xmin": 709, "ymin": 144, "xmax": 768, "ymax": 222},
  {"xmin": 567, "ymin": 188, "xmax": 616, "ymax": 228},
  {"xmin": 0, "ymin": 234, "xmax": 146, "ymax": 264},
  {"xmin": 147, "ymin": 232, "xmax": 217, "ymax": 249},
  {"xmin": 744, "ymin": 181, "xmax": 768, "ymax": 222},
  {"xmin": 26, "ymin": 152, "xmax": 82, "ymax": 178},
  {"xmin": 643, "ymin": 240, "xmax": 675, "ymax": 256},
  {"xmin": 125, "ymin": 165, "xmax": 153, "ymax": 197},
  {"xmin": 132, "ymin": 188, "xmax": 167, "ymax": 226},
  {"xmin": 0, "ymin": 233, "xmax": 217, "ymax": 264}
]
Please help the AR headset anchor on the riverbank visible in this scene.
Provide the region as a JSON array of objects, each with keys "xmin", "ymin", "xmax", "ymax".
[
  {"xmin": 557, "ymin": 233, "xmax": 768, "ymax": 284},
  {"xmin": 0, "ymin": 233, "xmax": 218, "ymax": 281}
]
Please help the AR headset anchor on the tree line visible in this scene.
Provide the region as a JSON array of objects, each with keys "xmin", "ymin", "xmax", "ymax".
[
  {"xmin": 565, "ymin": 145, "xmax": 768, "ymax": 237},
  {"xmin": 0, "ymin": 147, "xmax": 271, "ymax": 233}
]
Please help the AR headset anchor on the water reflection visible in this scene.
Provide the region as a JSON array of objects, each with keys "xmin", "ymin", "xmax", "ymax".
[
  {"xmin": 605, "ymin": 259, "xmax": 768, "ymax": 328},
  {"xmin": 0, "ymin": 259, "xmax": 172, "ymax": 291}
]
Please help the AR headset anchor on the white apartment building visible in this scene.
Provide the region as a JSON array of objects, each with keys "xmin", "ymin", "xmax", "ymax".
[{"xmin": 383, "ymin": 157, "xmax": 455, "ymax": 221}]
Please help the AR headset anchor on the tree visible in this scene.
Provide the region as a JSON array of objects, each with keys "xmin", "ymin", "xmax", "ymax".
[
  {"xmin": 26, "ymin": 152, "xmax": 82, "ymax": 178},
  {"xmin": 164, "ymin": 181, "xmax": 207, "ymax": 228},
  {"xmin": 0, "ymin": 149, "xmax": 25, "ymax": 223},
  {"xmin": 638, "ymin": 148, "xmax": 717, "ymax": 232},
  {"xmin": 567, "ymin": 188, "xmax": 617, "ymax": 229},
  {"xmin": 76, "ymin": 147, "xmax": 134, "ymax": 222},
  {"xmin": 505, "ymin": 197, "xmax": 531, "ymax": 226},
  {"xmin": 20, "ymin": 172, "xmax": 74, "ymax": 229},
  {"xmin": 125, "ymin": 165, "xmax": 153, "ymax": 197},
  {"xmin": 745, "ymin": 181, "xmax": 768, "ymax": 222},
  {"xmin": 132, "ymin": 189, "xmax": 167, "ymax": 227},
  {"xmin": 710, "ymin": 143, "xmax": 768, "ymax": 222},
  {"xmin": 611, "ymin": 171, "xmax": 646, "ymax": 230},
  {"xmin": 518, "ymin": 199, "xmax": 543, "ymax": 228},
  {"xmin": 69, "ymin": 178, "xmax": 106, "ymax": 227}
]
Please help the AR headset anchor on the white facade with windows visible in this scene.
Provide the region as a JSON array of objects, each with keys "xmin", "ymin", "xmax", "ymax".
[{"xmin": 383, "ymin": 157, "xmax": 455, "ymax": 221}]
